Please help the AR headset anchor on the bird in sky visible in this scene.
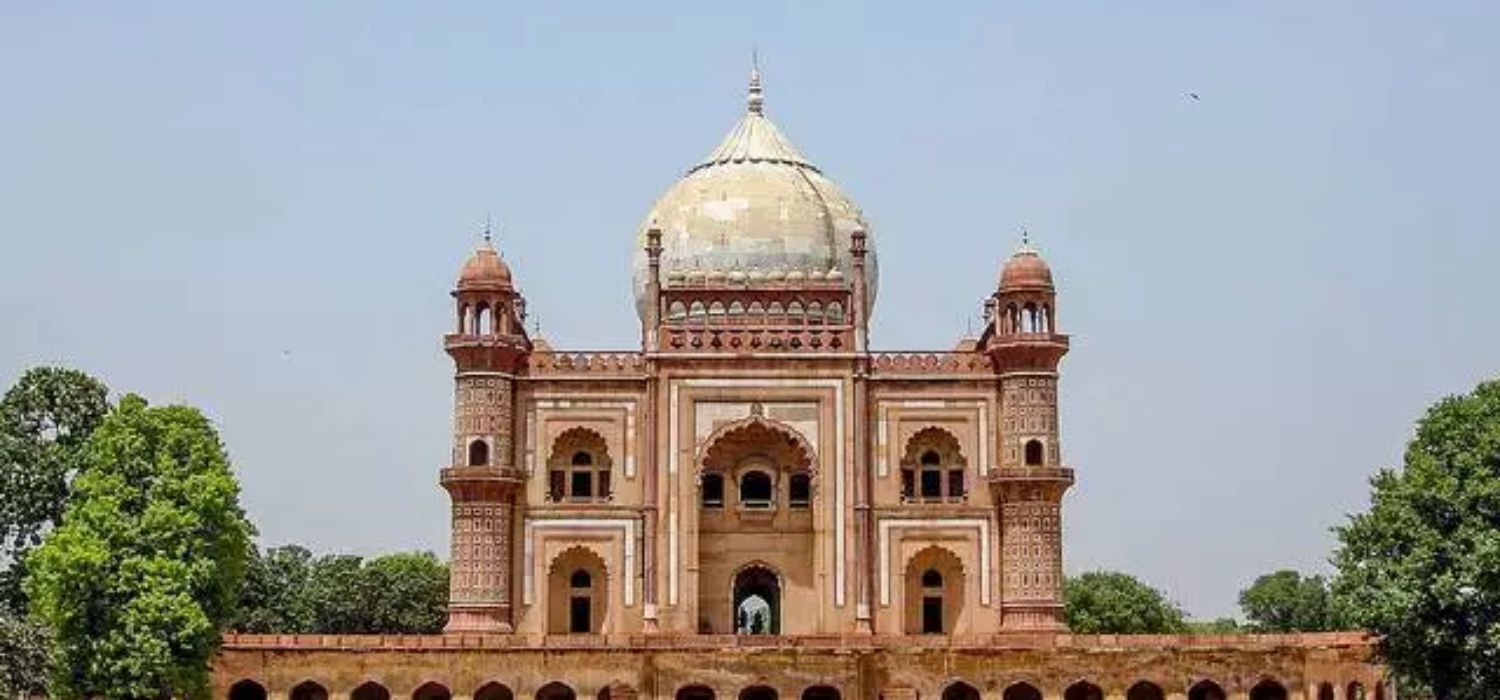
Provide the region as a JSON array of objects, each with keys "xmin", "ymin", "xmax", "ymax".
[{"xmin": 1188, "ymin": 92, "xmax": 1201, "ymax": 101}]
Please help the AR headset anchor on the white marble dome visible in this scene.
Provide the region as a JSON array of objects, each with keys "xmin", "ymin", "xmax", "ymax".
[{"xmin": 633, "ymin": 68, "xmax": 878, "ymax": 320}]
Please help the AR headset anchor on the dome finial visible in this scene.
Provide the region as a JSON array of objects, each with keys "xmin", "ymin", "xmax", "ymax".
[
  {"xmin": 482, "ymin": 214, "xmax": 494, "ymax": 246},
  {"xmin": 747, "ymin": 49, "xmax": 764, "ymax": 114}
]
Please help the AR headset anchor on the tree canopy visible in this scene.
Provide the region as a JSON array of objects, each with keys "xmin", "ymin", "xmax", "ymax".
[
  {"xmin": 1064, "ymin": 571, "xmax": 1187, "ymax": 634},
  {"xmin": 233, "ymin": 546, "xmax": 448, "ymax": 635},
  {"xmin": 24, "ymin": 395, "xmax": 254, "ymax": 700},
  {"xmin": 1332, "ymin": 379, "xmax": 1500, "ymax": 700},
  {"xmin": 0, "ymin": 368, "xmax": 110, "ymax": 612},
  {"xmin": 1238, "ymin": 570, "xmax": 1339, "ymax": 632},
  {"xmin": 0, "ymin": 608, "xmax": 51, "ymax": 698}
]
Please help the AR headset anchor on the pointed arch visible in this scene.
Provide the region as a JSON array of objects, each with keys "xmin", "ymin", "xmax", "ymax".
[
  {"xmin": 904, "ymin": 545, "xmax": 966, "ymax": 634},
  {"xmin": 900, "ymin": 426, "xmax": 967, "ymax": 502},
  {"xmin": 547, "ymin": 427, "xmax": 613, "ymax": 502},
  {"xmin": 697, "ymin": 415, "xmax": 816, "ymax": 476},
  {"xmin": 547, "ymin": 546, "xmax": 608, "ymax": 634}
]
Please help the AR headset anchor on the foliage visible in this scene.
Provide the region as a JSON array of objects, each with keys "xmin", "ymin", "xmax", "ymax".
[
  {"xmin": 233, "ymin": 545, "xmax": 315, "ymax": 633},
  {"xmin": 1332, "ymin": 379, "xmax": 1500, "ymax": 700},
  {"xmin": 0, "ymin": 608, "xmax": 52, "ymax": 698},
  {"xmin": 1064, "ymin": 571, "xmax": 1187, "ymax": 634},
  {"xmin": 232, "ymin": 547, "xmax": 449, "ymax": 634},
  {"xmin": 1185, "ymin": 617, "xmax": 1242, "ymax": 634},
  {"xmin": 24, "ymin": 395, "xmax": 254, "ymax": 700},
  {"xmin": 1238, "ymin": 570, "xmax": 1340, "ymax": 632},
  {"xmin": 0, "ymin": 368, "xmax": 110, "ymax": 612}
]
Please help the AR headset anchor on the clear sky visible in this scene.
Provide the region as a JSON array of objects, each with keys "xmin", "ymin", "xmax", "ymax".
[{"xmin": 2, "ymin": 2, "xmax": 1496, "ymax": 619}]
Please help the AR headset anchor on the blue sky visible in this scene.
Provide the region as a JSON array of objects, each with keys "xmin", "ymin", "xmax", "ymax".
[{"xmin": 2, "ymin": 2, "xmax": 1496, "ymax": 619}]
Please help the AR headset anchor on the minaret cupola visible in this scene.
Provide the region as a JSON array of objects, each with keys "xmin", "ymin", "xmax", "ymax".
[{"xmin": 448, "ymin": 231, "xmax": 531, "ymax": 373}]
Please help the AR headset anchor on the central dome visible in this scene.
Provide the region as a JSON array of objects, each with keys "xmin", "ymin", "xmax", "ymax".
[{"xmin": 633, "ymin": 67, "xmax": 878, "ymax": 320}]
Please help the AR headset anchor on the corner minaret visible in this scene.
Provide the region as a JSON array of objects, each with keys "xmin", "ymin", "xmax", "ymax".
[
  {"xmin": 979, "ymin": 235, "xmax": 1074, "ymax": 631},
  {"xmin": 442, "ymin": 232, "xmax": 531, "ymax": 633}
]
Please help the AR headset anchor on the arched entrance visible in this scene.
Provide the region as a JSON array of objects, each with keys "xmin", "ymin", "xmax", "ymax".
[
  {"xmin": 290, "ymin": 681, "xmax": 328, "ymax": 700},
  {"xmin": 695, "ymin": 415, "xmax": 816, "ymax": 634},
  {"xmin": 801, "ymin": 688, "xmax": 839, "ymax": 700},
  {"xmin": 1063, "ymin": 682, "xmax": 1103, "ymax": 700},
  {"xmin": 677, "ymin": 686, "xmax": 715, "ymax": 700},
  {"xmin": 903, "ymin": 546, "xmax": 964, "ymax": 634},
  {"xmin": 1126, "ymin": 683, "xmax": 1164, "ymax": 700},
  {"xmin": 941, "ymin": 682, "xmax": 980, "ymax": 700},
  {"xmin": 740, "ymin": 687, "xmax": 777, "ymax": 700},
  {"xmin": 1249, "ymin": 681, "xmax": 1287, "ymax": 700},
  {"xmin": 547, "ymin": 547, "xmax": 607, "ymax": 634},
  {"xmin": 1002, "ymin": 683, "xmax": 1041, "ymax": 700},
  {"xmin": 475, "ymin": 684, "xmax": 514, "ymax": 700},
  {"xmin": 1189, "ymin": 681, "xmax": 1226, "ymax": 700},
  {"xmin": 733, "ymin": 565, "xmax": 781, "ymax": 634},
  {"xmin": 230, "ymin": 681, "xmax": 268, "ymax": 700},
  {"xmin": 352, "ymin": 683, "xmax": 391, "ymax": 700},
  {"xmin": 537, "ymin": 684, "xmax": 576, "ymax": 700},
  {"xmin": 414, "ymin": 683, "xmax": 452, "ymax": 700}
]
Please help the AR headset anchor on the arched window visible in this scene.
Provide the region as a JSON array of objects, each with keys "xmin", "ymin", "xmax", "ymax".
[
  {"xmin": 468, "ymin": 439, "xmax": 490, "ymax": 466},
  {"xmin": 1126, "ymin": 683, "xmax": 1164, "ymax": 700},
  {"xmin": 1188, "ymin": 683, "xmax": 1224, "ymax": 700},
  {"xmin": 414, "ymin": 683, "xmax": 452, "ymax": 700},
  {"xmin": 806, "ymin": 301, "xmax": 823, "ymax": 324},
  {"xmin": 827, "ymin": 301, "xmax": 844, "ymax": 323},
  {"xmin": 701, "ymin": 473, "xmax": 725, "ymax": 508},
  {"xmin": 476, "ymin": 304, "xmax": 492, "ymax": 336},
  {"xmin": 788, "ymin": 473, "xmax": 811, "ymax": 507},
  {"xmin": 728, "ymin": 300, "xmax": 745, "ymax": 315},
  {"xmin": 230, "ymin": 681, "xmax": 268, "ymax": 700},
  {"xmin": 905, "ymin": 547, "xmax": 964, "ymax": 635},
  {"xmin": 1249, "ymin": 681, "xmax": 1287, "ymax": 700},
  {"xmin": 689, "ymin": 301, "xmax": 707, "ymax": 319},
  {"xmin": 708, "ymin": 301, "xmax": 726, "ymax": 316},
  {"xmin": 748, "ymin": 300, "xmax": 765, "ymax": 316},
  {"xmin": 902, "ymin": 429, "xmax": 968, "ymax": 503},
  {"xmin": 1188, "ymin": 682, "xmax": 1227, "ymax": 700},
  {"xmin": 1005, "ymin": 304, "xmax": 1019, "ymax": 333},
  {"xmin": 768, "ymin": 301, "xmax": 784, "ymax": 316},
  {"xmin": 570, "ymin": 569, "xmax": 592, "ymax": 588},
  {"xmin": 787, "ymin": 301, "xmax": 804, "ymax": 318},
  {"xmin": 740, "ymin": 471, "xmax": 773, "ymax": 508},
  {"xmin": 1064, "ymin": 682, "xmax": 1104, "ymax": 700},
  {"xmin": 547, "ymin": 429, "xmax": 612, "ymax": 504},
  {"xmin": 1022, "ymin": 303, "xmax": 1039, "ymax": 333},
  {"xmin": 668, "ymin": 301, "xmax": 687, "ymax": 320},
  {"xmin": 458, "ymin": 303, "xmax": 470, "ymax": 334},
  {"xmin": 1024, "ymin": 439, "xmax": 1045, "ymax": 466},
  {"xmin": 1002, "ymin": 684, "xmax": 1042, "ymax": 700}
]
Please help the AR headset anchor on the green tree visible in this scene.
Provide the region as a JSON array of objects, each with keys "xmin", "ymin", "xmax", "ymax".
[
  {"xmin": 0, "ymin": 609, "xmax": 52, "ymax": 698},
  {"xmin": 1064, "ymin": 571, "xmax": 1187, "ymax": 634},
  {"xmin": 231, "ymin": 545, "xmax": 315, "ymax": 633},
  {"xmin": 1185, "ymin": 617, "xmax": 1242, "ymax": 634},
  {"xmin": 1332, "ymin": 379, "xmax": 1500, "ymax": 700},
  {"xmin": 233, "ymin": 548, "xmax": 449, "ymax": 635},
  {"xmin": 1238, "ymin": 570, "xmax": 1339, "ymax": 632},
  {"xmin": 24, "ymin": 395, "xmax": 254, "ymax": 700},
  {"xmin": 359, "ymin": 552, "xmax": 449, "ymax": 634},
  {"xmin": 0, "ymin": 368, "xmax": 110, "ymax": 612}
]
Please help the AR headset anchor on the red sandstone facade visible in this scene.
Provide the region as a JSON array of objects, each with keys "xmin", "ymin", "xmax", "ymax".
[{"xmin": 213, "ymin": 70, "xmax": 1387, "ymax": 700}]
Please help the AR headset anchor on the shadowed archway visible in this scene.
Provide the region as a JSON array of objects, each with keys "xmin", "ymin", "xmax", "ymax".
[
  {"xmin": 1064, "ymin": 681, "xmax": 1103, "ymax": 700},
  {"xmin": 230, "ymin": 680, "xmax": 267, "ymax": 700},
  {"xmin": 1002, "ymin": 683, "xmax": 1041, "ymax": 700}
]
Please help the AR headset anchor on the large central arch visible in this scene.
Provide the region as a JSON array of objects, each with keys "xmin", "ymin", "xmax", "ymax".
[
  {"xmin": 693, "ymin": 413, "xmax": 817, "ymax": 634},
  {"xmin": 732, "ymin": 564, "xmax": 782, "ymax": 634}
]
